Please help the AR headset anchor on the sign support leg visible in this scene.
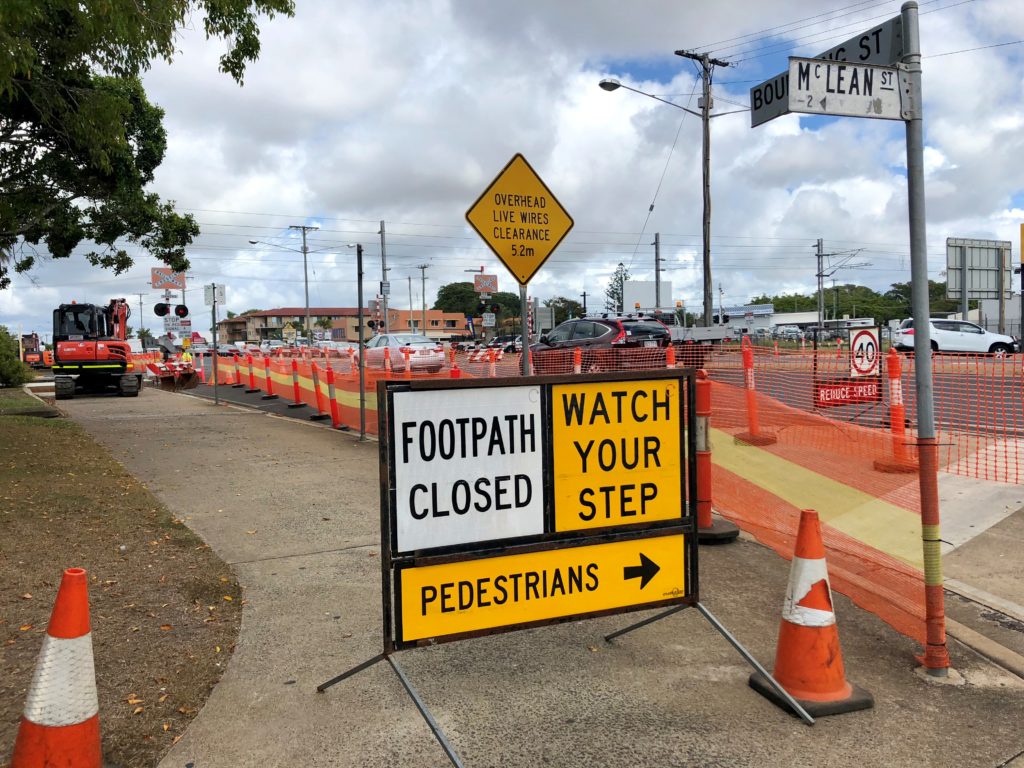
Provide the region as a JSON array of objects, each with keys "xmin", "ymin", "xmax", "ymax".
[
  {"xmin": 519, "ymin": 284, "xmax": 530, "ymax": 376},
  {"xmin": 603, "ymin": 601, "xmax": 814, "ymax": 725},
  {"xmin": 316, "ymin": 653, "xmax": 464, "ymax": 767}
]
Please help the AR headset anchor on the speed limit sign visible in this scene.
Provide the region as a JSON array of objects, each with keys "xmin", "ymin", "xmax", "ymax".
[{"xmin": 850, "ymin": 328, "xmax": 880, "ymax": 378}]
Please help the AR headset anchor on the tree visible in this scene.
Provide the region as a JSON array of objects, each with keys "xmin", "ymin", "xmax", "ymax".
[
  {"xmin": 0, "ymin": 0, "xmax": 294, "ymax": 289},
  {"xmin": 605, "ymin": 264, "xmax": 630, "ymax": 313},
  {"xmin": 138, "ymin": 327, "xmax": 155, "ymax": 347},
  {"xmin": 433, "ymin": 282, "xmax": 479, "ymax": 316},
  {"xmin": 544, "ymin": 296, "xmax": 583, "ymax": 325},
  {"xmin": 0, "ymin": 326, "xmax": 32, "ymax": 386},
  {"xmin": 226, "ymin": 311, "xmax": 237, "ymax": 319}
]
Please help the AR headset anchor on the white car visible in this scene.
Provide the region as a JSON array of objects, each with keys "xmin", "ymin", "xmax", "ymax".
[
  {"xmin": 363, "ymin": 334, "xmax": 445, "ymax": 372},
  {"xmin": 893, "ymin": 318, "xmax": 1018, "ymax": 355}
]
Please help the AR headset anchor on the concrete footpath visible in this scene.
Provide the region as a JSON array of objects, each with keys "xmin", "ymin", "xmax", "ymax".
[{"xmin": 63, "ymin": 390, "xmax": 1024, "ymax": 768}]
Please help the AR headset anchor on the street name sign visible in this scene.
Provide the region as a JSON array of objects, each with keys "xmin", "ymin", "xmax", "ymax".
[
  {"xmin": 379, "ymin": 370, "xmax": 696, "ymax": 649},
  {"xmin": 788, "ymin": 58, "xmax": 903, "ymax": 121},
  {"xmin": 465, "ymin": 154, "xmax": 574, "ymax": 285},
  {"xmin": 151, "ymin": 268, "xmax": 186, "ymax": 290},
  {"xmin": 750, "ymin": 15, "xmax": 904, "ymax": 127}
]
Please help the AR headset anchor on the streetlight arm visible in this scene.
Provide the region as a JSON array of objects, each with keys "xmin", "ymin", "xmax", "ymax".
[
  {"xmin": 248, "ymin": 239, "xmax": 304, "ymax": 254},
  {"xmin": 599, "ymin": 79, "xmax": 702, "ymax": 118}
]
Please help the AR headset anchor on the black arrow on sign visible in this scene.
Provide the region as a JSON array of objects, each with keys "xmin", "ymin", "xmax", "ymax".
[{"xmin": 623, "ymin": 553, "xmax": 660, "ymax": 589}]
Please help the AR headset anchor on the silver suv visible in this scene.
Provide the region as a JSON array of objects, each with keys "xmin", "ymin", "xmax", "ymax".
[{"xmin": 893, "ymin": 318, "xmax": 1018, "ymax": 355}]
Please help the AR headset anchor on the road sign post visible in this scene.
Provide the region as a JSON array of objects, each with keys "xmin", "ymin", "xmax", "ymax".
[{"xmin": 466, "ymin": 153, "xmax": 574, "ymax": 375}]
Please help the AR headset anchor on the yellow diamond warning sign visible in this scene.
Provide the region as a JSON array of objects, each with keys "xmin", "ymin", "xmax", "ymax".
[
  {"xmin": 397, "ymin": 533, "xmax": 685, "ymax": 643},
  {"xmin": 465, "ymin": 153, "xmax": 574, "ymax": 285}
]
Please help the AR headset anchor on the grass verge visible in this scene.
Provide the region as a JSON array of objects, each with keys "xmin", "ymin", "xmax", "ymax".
[{"xmin": 0, "ymin": 413, "xmax": 241, "ymax": 767}]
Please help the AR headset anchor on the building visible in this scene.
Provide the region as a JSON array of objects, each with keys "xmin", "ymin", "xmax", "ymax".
[{"xmin": 217, "ymin": 307, "xmax": 471, "ymax": 344}]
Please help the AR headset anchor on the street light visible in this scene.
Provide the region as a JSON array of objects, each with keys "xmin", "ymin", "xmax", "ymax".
[
  {"xmin": 346, "ymin": 243, "xmax": 367, "ymax": 442},
  {"xmin": 249, "ymin": 224, "xmax": 317, "ymax": 342},
  {"xmin": 599, "ymin": 78, "xmax": 746, "ymax": 327}
]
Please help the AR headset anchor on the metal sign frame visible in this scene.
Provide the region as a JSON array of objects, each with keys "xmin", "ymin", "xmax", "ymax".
[{"xmin": 378, "ymin": 369, "xmax": 698, "ymax": 652}]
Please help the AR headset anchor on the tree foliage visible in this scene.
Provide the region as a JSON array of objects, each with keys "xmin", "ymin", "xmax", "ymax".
[
  {"xmin": 0, "ymin": 326, "xmax": 32, "ymax": 386},
  {"xmin": 605, "ymin": 264, "xmax": 630, "ymax": 312},
  {"xmin": 544, "ymin": 296, "xmax": 583, "ymax": 325},
  {"xmin": 0, "ymin": 0, "xmax": 294, "ymax": 288}
]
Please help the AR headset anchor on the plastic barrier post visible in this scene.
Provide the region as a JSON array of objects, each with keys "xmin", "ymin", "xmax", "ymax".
[
  {"xmin": 695, "ymin": 370, "xmax": 739, "ymax": 543},
  {"xmin": 573, "ymin": 347, "xmax": 582, "ymax": 375},
  {"xmin": 665, "ymin": 346, "xmax": 676, "ymax": 369},
  {"xmin": 262, "ymin": 356, "xmax": 278, "ymax": 400},
  {"xmin": 488, "ymin": 348, "xmax": 497, "ymax": 378},
  {"xmin": 836, "ymin": 337, "xmax": 843, "ymax": 358},
  {"xmin": 325, "ymin": 363, "xmax": 345, "ymax": 430},
  {"xmin": 348, "ymin": 348, "xmax": 357, "ymax": 377},
  {"xmin": 232, "ymin": 355, "xmax": 245, "ymax": 387},
  {"xmin": 245, "ymin": 354, "xmax": 260, "ymax": 393},
  {"xmin": 403, "ymin": 348, "xmax": 412, "ymax": 379},
  {"xmin": 773, "ymin": 341, "xmax": 779, "ymax": 356},
  {"xmin": 309, "ymin": 363, "xmax": 330, "ymax": 421},
  {"xmin": 384, "ymin": 346, "xmax": 392, "ymax": 374},
  {"xmin": 874, "ymin": 348, "xmax": 917, "ymax": 473},
  {"xmin": 735, "ymin": 338, "xmax": 777, "ymax": 446},
  {"xmin": 288, "ymin": 358, "xmax": 306, "ymax": 408}
]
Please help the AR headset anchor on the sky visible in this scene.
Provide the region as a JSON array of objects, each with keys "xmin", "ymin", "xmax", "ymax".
[{"xmin": 3, "ymin": 0, "xmax": 1023, "ymax": 340}]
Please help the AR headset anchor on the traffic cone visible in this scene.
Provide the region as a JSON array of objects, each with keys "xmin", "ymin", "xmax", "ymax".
[
  {"xmin": 12, "ymin": 567, "xmax": 101, "ymax": 767},
  {"xmin": 749, "ymin": 510, "xmax": 874, "ymax": 717}
]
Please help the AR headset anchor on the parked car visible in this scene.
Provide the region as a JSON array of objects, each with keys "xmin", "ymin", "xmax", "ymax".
[
  {"xmin": 363, "ymin": 333, "xmax": 445, "ymax": 372},
  {"xmin": 531, "ymin": 316, "xmax": 670, "ymax": 352},
  {"xmin": 488, "ymin": 334, "xmax": 522, "ymax": 352},
  {"xmin": 189, "ymin": 344, "xmax": 211, "ymax": 357},
  {"xmin": 451, "ymin": 339, "xmax": 484, "ymax": 352},
  {"xmin": 215, "ymin": 344, "xmax": 243, "ymax": 357},
  {"xmin": 259, "ymin": 340, "xmax": 285, "ymax": 353},
  {"xmin": 893, "ymin": 318, "xmax": 1018, "ymax": 355}
]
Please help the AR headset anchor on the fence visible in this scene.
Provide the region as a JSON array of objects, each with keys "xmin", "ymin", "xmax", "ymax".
[{"xmin": 187, "ymin": 342, "xmax": 1024, "ymax": 645}]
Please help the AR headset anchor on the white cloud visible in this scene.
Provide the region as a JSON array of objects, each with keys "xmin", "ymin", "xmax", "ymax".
[{"xmin": 4, "ymin": 0, "xmax": 1023, "ymax": 336}]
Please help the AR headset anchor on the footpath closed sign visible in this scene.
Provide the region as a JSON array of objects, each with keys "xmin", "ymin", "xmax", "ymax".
[{"xmin": 380, "ymin": 371, "xmax": 696, "ymax": 649}]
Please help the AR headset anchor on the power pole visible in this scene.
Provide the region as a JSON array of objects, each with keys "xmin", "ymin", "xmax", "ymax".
[
  {"xmin": 379, "ymin": 220, "xmax": 390, "ymax": 333},
  {"xmin": 717, "ymin": 283, "xmax": 724, "ymax": 325},
  {"xmin": 408, "ymin": 276, "xmax": 414, "ymax": 332},
  {"xmin": 289, "ymin": 224, "xmax": 317, "ymax": 340},
  {"xmin": 816, "ymin": 238, "xmax": 825, "ymax": 331},
  {"xmin": 675, "ymin": 49, "xmax": 731, "ymax": 327},
  {"xmin": 653, "ymin": 232, "xmax": 662, "ymax": 310},
  {"xmin": 416, "ymin": 264, "xmax": 430, "ymax": 335},
  {"xmin": 580, "ymin": 291, "xmax": 588, "ymax": 315},
  {"xmin": 135, "ymin": 293, "xmax": 146, "ymax": 350}
]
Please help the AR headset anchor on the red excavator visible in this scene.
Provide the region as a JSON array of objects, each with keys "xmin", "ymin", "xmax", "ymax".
[
  {"xmin": 52, "ymin": 299, "xmax": 143, "ymax": 399},
  {"xmin": 51, "ymin": 298, "xmax": 197, "ymax": 399}
]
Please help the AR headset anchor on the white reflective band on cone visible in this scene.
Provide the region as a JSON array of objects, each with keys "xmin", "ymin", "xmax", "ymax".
[
  {"xmin": 781, "ymin": 556, "xmax": 836, "ymax": 628},
  {"xmin": 23, "ymin": 634, "xmax": 99, "ymax": 726}
]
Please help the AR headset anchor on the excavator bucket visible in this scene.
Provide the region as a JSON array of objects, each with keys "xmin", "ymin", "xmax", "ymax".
[{"xmin": 146, "ymin": 362, "xmax": 199, "ymax": 392}]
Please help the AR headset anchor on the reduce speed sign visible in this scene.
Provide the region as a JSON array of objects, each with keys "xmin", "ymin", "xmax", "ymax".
[{"xmin": 850, "ymin": 328, "xmax": 880, "ymax": 378}]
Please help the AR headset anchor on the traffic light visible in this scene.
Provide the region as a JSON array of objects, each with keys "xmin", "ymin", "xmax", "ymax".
[
  {"xmin": 154, "ymin": 303, "xmax": 169, "ymax": 317},
  {"xmin": 174, "ymin": 304, "xmax": 189, "ymax": 318},
  {"xmin": 367, "ymin": 320, "xmax": 377, "ymax": 330},
  {"xmin": 490, "ymin": 304, "xmax": 501, "ymax": 314}
]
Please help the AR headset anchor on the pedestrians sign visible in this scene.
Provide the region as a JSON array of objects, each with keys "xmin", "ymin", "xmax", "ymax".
[
  {"xmin": 204, "ymin": 284, "xmax": 225, "ymax": 306},
  {"xmin": 788, "ymin": 58, "xmax": 904, "ymax": 121},
  {"xmin": 850, "ymin": 328, "xmax": 880, "ymax": 378},
  {"xmin": 551, "ymin": 379, "xmax": 683, "ymax": 533},
  {"xmin": 750, "ymin": 15, "xmax": 903, "ymax": 127},
  {"xmin": 151, "ymin": 268, "xmax": 186, "ymax": 290},
  {"xmin": 397, "ymin": 532, "xmax": 685, "ymax": 643},
  {"xmin": 465, "ymin": 154, "xmax": 574, "ymax": 285}
]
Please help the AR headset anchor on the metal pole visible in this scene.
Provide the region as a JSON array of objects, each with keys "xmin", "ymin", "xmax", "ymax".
[
  {"xmin": 519, "ymin": 284, "xmax": 530, "ymax": 376},
  {"xmin": 998, "ymin": 245, "xmax": 1006, "ymax": 334},
  {"xmin": 417, "ymin": 264, "xmax": 430, "ymax": 336},
  {"xmin": 379, "ymin": 220, "xmax": 389, "ymax": 334},
  {"xmin": 357, "ymin": 245, "xmax": 366, "ymax": 442},
  {"xmin": 581, "ymin": 290, "xmax": 588, "ymax": 314},
  {"xmin": 816, "ymin": 238, "xmax": 825, "ymax": 331},
  {"xmin": 408, "ymin": 276, "xmax": 414, "ymax": 331},
  {"xmin": 654, "ymin": 232, "xmax": 662, "ymax": 310},
  {"xmin": 960, "ymin": 245, "xmax": 969, "ymax": 322},
  {"xmin": 211, "ymin": 284, "xmax": 219, "ymax": 406},
  {"xmin": 136, "ymin": 293, "xmax": 146, "ymax": 351},
  {"xmin": 902, "ymin": 0, "xmax": 949, "ymax": 674},
  {"xmin": 700, "ymin": 55, "xmax": 713, "ymax": 326},
  {"xmin": 289, "ymin": 224, "xmax": 314, "ymax": 342}
]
